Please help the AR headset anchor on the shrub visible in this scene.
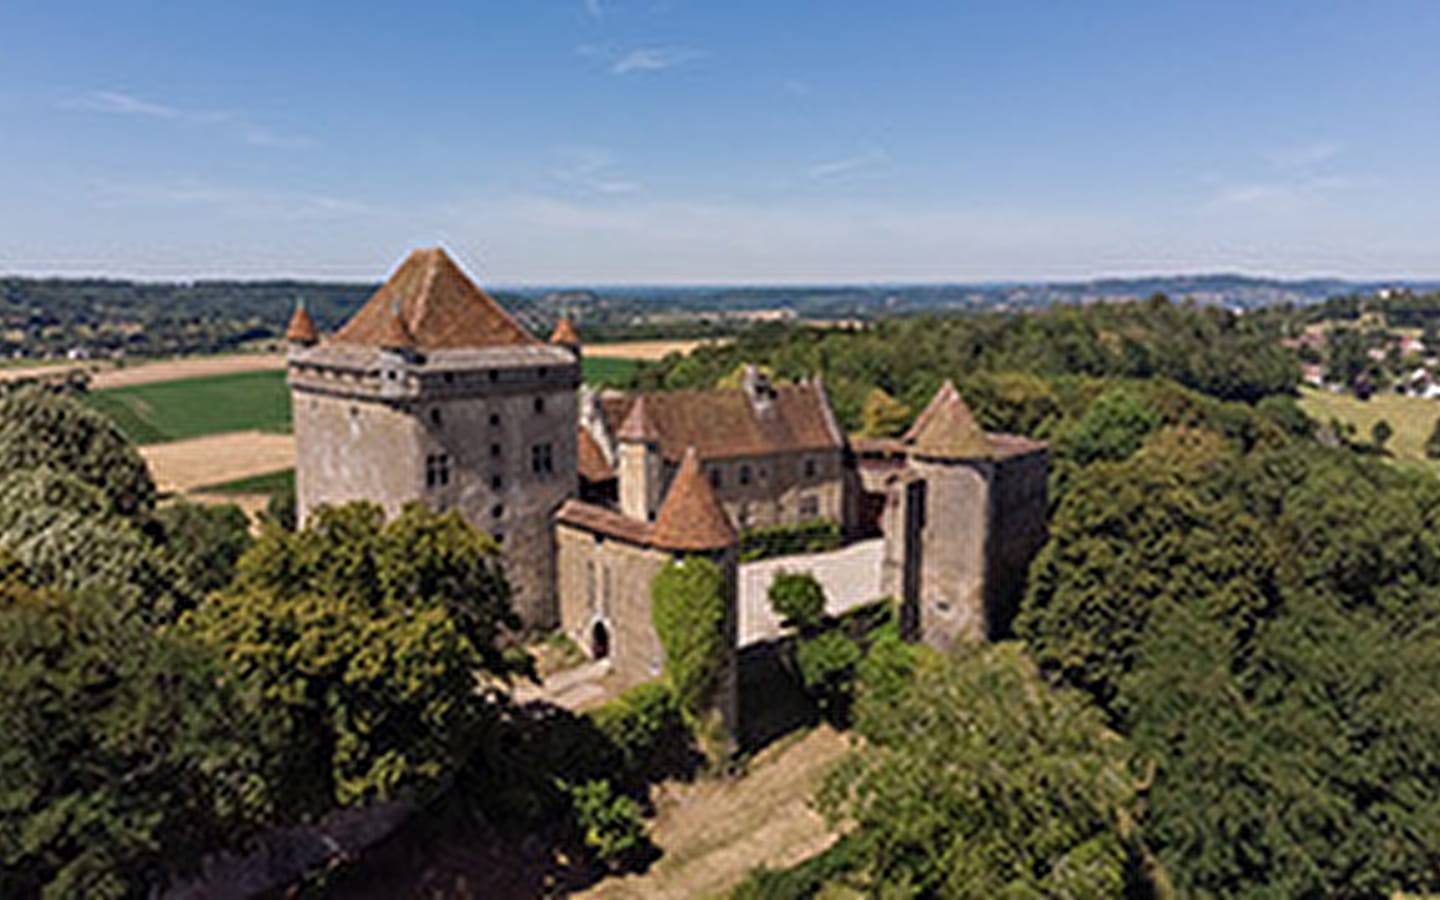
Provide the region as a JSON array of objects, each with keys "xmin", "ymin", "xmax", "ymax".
[
  {"xmin": 795, "ymin": 630, "xmax": 862, "ymax": 722},
  {"xmin": 768, "ymin": 571, "xmax": 826, "ymax": 632},
  {"xmin": 739, "ymin": 520, "xmax": 842, "ymax": 562},
  {"xmin": 651, "ymin": 557, "xmax": 729, "ymax": 718},
  {"xmin": 588, "ymin": 681, "xmax": 689, "ymax": 776},
  {"xmin": 566, "ymin": 779, "xmax": 651, "ymax": 871}
]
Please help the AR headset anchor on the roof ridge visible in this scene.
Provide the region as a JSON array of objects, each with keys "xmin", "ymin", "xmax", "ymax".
[{"xmin": 905, "ymin": 379, "xmax": 993, "ymax": 459}]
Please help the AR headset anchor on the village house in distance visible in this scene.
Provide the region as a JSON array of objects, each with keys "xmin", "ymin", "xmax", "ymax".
[{"xmin": 286, "ymin": 247, "xmax": 1050, "ymax": 721}]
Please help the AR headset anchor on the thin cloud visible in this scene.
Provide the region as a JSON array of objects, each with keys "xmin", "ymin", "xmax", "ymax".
[
  {"xmin": 65, "ymin": 90, "xmax": 180, "ymax": 118},
  {"xmin": 551, "ymin": 147, "xmax": 643, "ymax": 195},
  {"xmin": 1265, "ymin": 141, "xmax": 1342, "ymax": 170},
  {"xmin": 808, "ymin": 149, "xmax": 887, "ymax": 179},
  {"xmin": 91, "ymin": 178, "xmax": 369, "ymax": 220},
  {"xmin": 1209, "ymin": 174, "xmax": 1363, "ymax": 211},
  {"xmin": 582, "ymin": 0, "xmax": 603, "ymax": 19},
  {"xmin": 610, "ymin": 46, "xmax": 705, "ymax": 74},
  {"xmin": 64, "ymin": 90, "xmax": 312, "ymax": 149}
]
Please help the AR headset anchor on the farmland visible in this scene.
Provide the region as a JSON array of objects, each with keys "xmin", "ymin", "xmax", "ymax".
[{"xmin": 1299, "ymin": 386, "xmax": 1440, "ymax": 462}]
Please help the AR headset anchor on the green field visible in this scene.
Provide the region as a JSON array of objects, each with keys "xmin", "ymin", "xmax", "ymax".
[
  {"xmin": 1299, "ymin": 386, "xmax": 1440, "ymax": 462},
  {"xmin": 197, "ymin": 468, "xmax": 295, "ymax": 496},
  {"xmin": 84, "ymin": 370, "xmax": 293, "ymax": 444},
  {"xmin": 85, "ymin": 356, "xmax": 639, "ymax": 445}
]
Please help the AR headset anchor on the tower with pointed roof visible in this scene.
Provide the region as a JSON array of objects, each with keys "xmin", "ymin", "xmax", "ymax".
[
  {"xmin": 287, "ymin": 247, "xmax": 581, "ymax": 626},
  {"xmin": 878, "ymin": 380, "xmax": 1049, "ymax": 650}
]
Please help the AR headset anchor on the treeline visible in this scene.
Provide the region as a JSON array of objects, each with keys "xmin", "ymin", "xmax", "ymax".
[{"xmin": 622, "ymin": 295, "xmax": 1299, "ymax": 430}]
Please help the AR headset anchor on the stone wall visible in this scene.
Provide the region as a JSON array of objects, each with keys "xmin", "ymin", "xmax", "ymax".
[
  {"xmin": 556, "ymin": 523, "xmax": 671, "ymax": 687},
  {"xmin": 983, "ymin": 448, "xmax": 1049, "ymax": 637}
]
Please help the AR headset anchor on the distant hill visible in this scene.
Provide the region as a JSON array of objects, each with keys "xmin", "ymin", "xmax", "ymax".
[{"xmin": 3, "ymin": 271, "xmax": 1437, "ymax": 359}]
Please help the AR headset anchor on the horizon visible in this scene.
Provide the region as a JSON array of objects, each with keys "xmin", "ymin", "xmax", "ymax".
[{"xmin": 5, "ymin": 2, "xmax": 1440, "ymax": 282}]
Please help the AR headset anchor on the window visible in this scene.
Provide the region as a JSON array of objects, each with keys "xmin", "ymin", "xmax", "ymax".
[
  {"xmin": 531, "ymin": 443, "xmax": 554, "ymax": 476},
  {"xmin": 491, "ymin": 474, "xmax": 503, "ymax": 491},
  {"xmin": 443, "ymin": 372, "xmax": 455, "ymax": 384},
  {"xmin": 799, "ymin": 494, "xmax": 820, "ymax": 518},
  {"xmin": 488, "ymin": 369, "xmax": 499, "ymax": 382},
  {"xmin": 708, "ymin": 467, "xmax": 721, "ymax": 489},
  {"xmin": 425, "ymin": 453, "xmax": 450, "ymax": 488},
  {"xmin": 804, "ymin": 458, "xmax": 818, "ymax": 479},
  {"xmin": 534, "ymin": 396, "xmax": 545, "ymax": 414},
  {"xmin": 489, "ymin": 413, "xmax": 501, "ymax": 427},
  {"xmin": 739, "ymin": 465, "xmax": 752, "ymax": 486},
  {"xmin": 430, "ymin": 408, "xmax": 442, "ymax": 426},
  {"xmin": 491, "ymin": 443, "xmax": 502, "ymax": 458},
  {"xmin": 491, "ymin": 503, "xmax": 504, "ymax": 519}
]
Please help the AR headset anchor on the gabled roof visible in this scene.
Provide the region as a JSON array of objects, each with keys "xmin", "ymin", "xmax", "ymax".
[
  {"xmin": 577, "ymin": 427, "xmax": 615, "ymax": 482},
  {"xmin": 550, "ymin": 316, "xmax": 580, "ymax": 346},
  {"xmin": 333, "ymin": 247, "xmax": 537, "ymax": 350},
  {"xmin": 285, "ymin": 301, "xmax": 318, "ymax": 343},
  {"xmin": 603, "ymin": 379, "xmax": 842, "ymax": 461},
  {"xmin": 651, "ymin": 447, "xmax": 737, "ymax": 551},
  {"xmin": 903, "ymin": 380, "xmax": 993, "ymax": 459}
]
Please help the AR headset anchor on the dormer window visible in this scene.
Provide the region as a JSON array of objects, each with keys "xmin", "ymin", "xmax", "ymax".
[{"xmin": 739, "ymin": 464, "xmax": 752, "ymax": 486}]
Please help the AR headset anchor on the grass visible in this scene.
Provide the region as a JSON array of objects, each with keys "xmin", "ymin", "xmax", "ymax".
[
  {"xmin": 84, "ymin": 369, "xmax": 293, "ymax": 444},
  {"xmin": 197, "ymin": 468, "xmax": 294, "ymax": 496},
  {"xmin": 84, "ymin": 356, "xmax": 640, "ymax": 446},
  {"xmin": 1299, "ymin": 386, "xmax": 1440, "ymax": 463},
  {"xmin": 582, "ymin": 354, "xmax": 641, "ymax": 386}
]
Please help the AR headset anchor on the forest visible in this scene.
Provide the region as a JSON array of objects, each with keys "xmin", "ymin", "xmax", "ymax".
[{"xmin": 4, "ymin": 295, "xmax": 1440, "ymax": 897}]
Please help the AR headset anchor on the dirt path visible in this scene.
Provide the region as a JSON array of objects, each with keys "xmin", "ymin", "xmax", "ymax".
[
  {"xmin": 139, "ymin": 430, "xmax": 295, "ymax": 494},
  {"xmin": 578, "ymin": 727, "xmax": 849, "ymax": 900}
]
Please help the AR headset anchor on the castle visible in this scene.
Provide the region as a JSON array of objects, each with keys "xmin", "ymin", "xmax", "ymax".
[{"xmin": 288, "ymin": 248, "xmax": 1049, "ymax": 722}]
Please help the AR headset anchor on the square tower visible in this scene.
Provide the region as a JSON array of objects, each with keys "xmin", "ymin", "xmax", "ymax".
[{"xmin": 286, "ymin": 248, "xmax": 580, "ymax": 626}]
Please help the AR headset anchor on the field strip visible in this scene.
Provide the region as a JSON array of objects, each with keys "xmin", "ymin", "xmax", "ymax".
[
  {"xmin": 585, "ymin": 339, "xmax": 723, "ymax": 360},
  {"xmin": 140, "ymin": 430, "xmax": 295, "ymax": 494}
]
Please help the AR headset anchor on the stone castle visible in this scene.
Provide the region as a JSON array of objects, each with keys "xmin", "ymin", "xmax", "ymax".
[{"xmin": 287, "ymin": 248, "xmax": 1049, "ymax": 722}]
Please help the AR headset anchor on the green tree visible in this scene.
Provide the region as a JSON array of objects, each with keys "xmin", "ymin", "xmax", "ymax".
[
  {"xmin": 0, "ymin": 580, "xmax": 266, "ymax": 899},
  {"xmin": 1019, "ymin": 427, "xmax": 1276, "ymax": 711},
  {"xmin": 794, "ymin": 629, "xmax": 861, "ymax": 721},
  {"xmin": 858, "ymin": 387, "xmax": 911, "ymax": 438},
  {"xmin": 154, "ymin": 500, "xmax": 254, "ymax": 598},
  {"xmin": 819, "ymin": 642, "xmax": 1141, "ymax": 897},
  {"xmin": 1427, "ymin": 416, "xmax": 1440, "ymax": 459},
  {"xmin": 767, "ymin": 571, "xmax": 825, "ymax": 632},
  {"xmin": 651, "ymin": 557, "xmax": 729, "ymax": 719},
  {"xmin": 0, "ymin": 387, "xmax": 155, "ymax": 517},
  {"xmin": 182, "ymin": 502, "xmax": 527, "ymax": 817},
  {"xmin": 1059, "ymin": 384, "xmax": 1164, "ymax": 466}
]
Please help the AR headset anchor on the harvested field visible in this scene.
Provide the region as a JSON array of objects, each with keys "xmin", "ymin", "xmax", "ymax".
[
  {"xmin": 585, "ymin": 339, "xmax": 723, "ymax": 360},
  {"xmin": 92, "ymin": 353, "xmax": 285, "ymax": 389},
  {"xmin": 139, "ymin": 430, "xmax": 295, "ymax": 494}
]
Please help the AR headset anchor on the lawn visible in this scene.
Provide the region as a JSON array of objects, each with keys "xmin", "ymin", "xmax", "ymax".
[
  {"xmin": 84, "ymin": 369, "xmax": 292, "ymax": 445},
  {"xmin": 1299, "ymin": 386, "xmax": 1440, "ymax": 461},
  {"xmin": 582, "ymin": 354, "xmax": 641, "ymax": 386},
  {"xmin": 197, "ymin": 468, "xmax": 295, "ymax": 496}
]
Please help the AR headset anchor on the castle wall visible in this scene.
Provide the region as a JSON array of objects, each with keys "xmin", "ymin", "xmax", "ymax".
[
  {"xmin": 556, "ymin": 524, "xmax": 671, "ymax": 687},
  {"xmin": 290, "ymin": 351, "xmax": 579, "ymax": 628},
  {"xmin": 983, "ymin": 449, "xmax": 1049, "ymax": 637},
  {"xmin": 908, "ymin": 455, "xmax": 993, "ymax": 649},
  {"xmin": 625, "ymin": 448, "xmax": 846, "ymax": 532}
]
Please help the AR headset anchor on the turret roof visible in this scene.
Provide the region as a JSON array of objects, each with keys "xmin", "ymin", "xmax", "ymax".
[
  {"xmin": 285, "ymin": 301, "xmax": 318, "ymax": 343},
  {"xmin": 904, "ymin": 380, "xmax": 993, "ymax": 459},
  {"xmin": 549, "ymin": 316, "xmax": 580, "ymax": 346},
  {"xmin": 650, "ymin": 446, "xmax": 737, "ymax": 551}
]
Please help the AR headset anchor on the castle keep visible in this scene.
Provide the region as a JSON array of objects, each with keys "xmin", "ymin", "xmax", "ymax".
[{"xmin": 290, "ymin": 248, "xmax": 1050, "ymax": 716}]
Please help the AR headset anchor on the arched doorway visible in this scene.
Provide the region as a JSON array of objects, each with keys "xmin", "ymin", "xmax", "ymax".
[{"xmin": 591, "ymin": 621, "xmax": 611, "ymax": 660}]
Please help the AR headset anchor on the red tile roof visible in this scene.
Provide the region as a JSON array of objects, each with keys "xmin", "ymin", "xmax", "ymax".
[
  {"xmin": 285, "ymin": 302, "xmax": 318, "ymax": 344},
  {"xmin": 556, "ymin": 499, "xmax": 652, "ymax": 545},
  {"xmin": 604, "ymin": 380, "xmax": 842, "ymax": 461},
  {"xmin": 577, "ymin": 427, "xmax": 615, "ymax": 482},
  {"xmin": 651, "ymin": 447, "xmax": 737, "ymax": 551},
  {"xmin": 549, "ymin": 316, "xmax": 580, "ymax": 346},
  {"xmin": 334, "ymin": 247, "xmax": 537, "ymax": 350}
]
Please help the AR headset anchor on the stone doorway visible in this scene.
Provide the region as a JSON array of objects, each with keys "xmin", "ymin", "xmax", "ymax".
[{"xmin": 591, "ymin": 620, "xmax": 611, "ymax": 660}]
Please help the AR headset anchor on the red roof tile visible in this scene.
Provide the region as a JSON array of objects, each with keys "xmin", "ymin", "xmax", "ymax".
[
  {"xmin": 605, "ymin": 380, "xmax": 841, "ymax": 461},
  {"xmin": 650, "ymin": 447, "xmax": 737, "ymax": 551},
  {"xmin": 285, "ymin": 302, "xmax": 318, "ymax": 344},
  {"xmin": 550, "ymin": 316, "xmax": 580, "ymax": 345},
  {"xmin": 904, "ymin": 380, "xmax": 993, "ymax": 459},
  {"xmin": 334, "ymin": 247, "xmax": 537, "ymax": 350},
  {"xmin": 557, "ymin": 499, "xmax": 652, "ymax": 545}
]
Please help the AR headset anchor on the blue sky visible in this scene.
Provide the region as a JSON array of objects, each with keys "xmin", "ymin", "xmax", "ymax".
[{"xmin": 2, "ymin": 0, "xmax": 1439, "ymax": 284}]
